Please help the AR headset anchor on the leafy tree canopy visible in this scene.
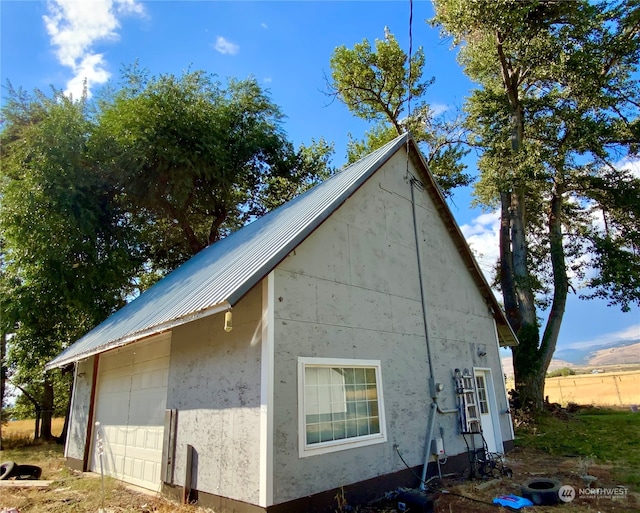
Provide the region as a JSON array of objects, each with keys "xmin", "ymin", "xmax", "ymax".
[
  {"xmin": 433, "ymin": 0, "xmax": 640, "ymax": 408},
  {"xmin": 1, "ymin": 67, "xmax": 336, "ymax": 434},
  {"xmin": 94, "ymin": 67, "xmax": 335, "ymax": 272},
  {"xmin": 328, "ymin": 30, "xmax": 471, "ymax": 195}
]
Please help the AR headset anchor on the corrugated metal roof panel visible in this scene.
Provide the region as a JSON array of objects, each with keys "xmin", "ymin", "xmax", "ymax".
[{"xmin": 46, "ymin": 135, "xmax": 408, "ymax": 369}]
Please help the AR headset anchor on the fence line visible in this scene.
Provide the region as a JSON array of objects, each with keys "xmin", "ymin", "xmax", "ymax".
[{"xmin": 543, "ymin": 370, "xmax": 640, "ymax": 407}]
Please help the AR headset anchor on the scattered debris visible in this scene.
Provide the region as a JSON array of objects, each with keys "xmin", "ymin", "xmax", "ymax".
[
  {"xmin": 473, "ymin": 478, "xmax": 501, "ymax": 491},
  {"xmin": 0, "ymin": 460, "xmax": 42, "ymax": 480},
  {"xmin": 396, "ymin": 489, "xmax": 434, "ymax": 513},
  {"xmin": 520, "ymin": 477, "xmax": 561, "ymax": 505},
  {"xmin": 492, "ymin": 494, "xmax": 533, "ymax": 509},
  {"xmin": 0, "ymin": 480, "xmax": 53, "ymax": 489}
]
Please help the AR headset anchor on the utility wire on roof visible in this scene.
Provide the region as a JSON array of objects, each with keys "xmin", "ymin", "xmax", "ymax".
[{"xmin": 405, "ymin": 0, "xmax": 414, "ymax": 180}]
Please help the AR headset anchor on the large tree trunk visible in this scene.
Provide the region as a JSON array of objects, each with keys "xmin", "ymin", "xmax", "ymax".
[
  {"xmin": 510, "ymin": 186, "xmax": 569, "ymax": 410},
  {"xmin": 34, "ymin": 408, "xmax": 41, "ymax": 440},
  {"xmin": 510, "ymin": 190, "xmax": 537, "ymax": 327},
  {"xmin": 539, "ymin": 185, "xmax": 569, "ymax": 378},
  {"xmin": 512, "ymin": 324, "xmax": 544, "ymax": 409},
  {"xmin": 504, "ymin": 189, "xmax": 544, "ymax": 409},
  {"xmin": 500, "ymin": 192, "xmax": 520, "ymax": 332},
  {"xmin": 0, "ymin": 332, "xmax": 6, "ymax": 450},
  {"xmin": 40, "ymin": 373, "xmax": 54, "ymax": 441},
  {"xmin": 13, "ymin": 383, "xmax": 42, "ymax": 440}
]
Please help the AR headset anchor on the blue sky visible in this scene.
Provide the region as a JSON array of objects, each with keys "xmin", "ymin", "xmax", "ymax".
[{"xmin": 1, "ymin": 0, "xmax": 639, "ymax": 357}]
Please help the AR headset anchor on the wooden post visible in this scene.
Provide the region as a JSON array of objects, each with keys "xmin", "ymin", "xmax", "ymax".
[
  {"xmin": 161, "ymin": 409, "xmax": 178, "ymax": 484},
  {"xmin": 183, "ymin": 444, "xmax": 193, "ymax": 504},
  {"xmin": 82, "ymin": 355, "xmax": 100, "ymax": 471}
]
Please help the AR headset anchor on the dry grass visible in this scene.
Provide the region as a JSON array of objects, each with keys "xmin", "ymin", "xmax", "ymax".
[
  {"xmin": 2, "ymin": 418, "xmax": 65, "ymax": 443},
  {"xmin": 544, "ymin": 370, "xmax": 640, "ymax": 407},
  {"xmin": 1, "ymin": 421, "xmax": 207, "ymax": 512},
  {"xmin": 0, "ymin": 442, "xmax": 208, "ymax": 513}
]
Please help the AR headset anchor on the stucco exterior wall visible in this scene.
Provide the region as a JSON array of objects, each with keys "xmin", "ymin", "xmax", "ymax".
[
  {"xmin": 65, "ymin": 356, "xmax": 95, "ymax": 461},
  {"xmin": 166, "ymin": 285, "xmax": 263, "ymax": 505},
  {"xmin": 271, "ymin": 150, "xmax": 511, "ymax": 503}
]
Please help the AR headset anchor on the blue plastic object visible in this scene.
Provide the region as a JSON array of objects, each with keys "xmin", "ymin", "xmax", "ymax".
[{"xmin": 492, "ymin": 494, "xmax": 534, "ymax": 509}]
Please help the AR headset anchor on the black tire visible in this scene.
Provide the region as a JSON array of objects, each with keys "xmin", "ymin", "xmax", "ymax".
[
  {"xmin": 0, "ymin": 461, "xmax": 17, "ymax": 480},
  {"xmin": 521, "ymin": 477, "xmax": 562, "ymax": 505},
  {"xmin": 13, "ymin": 464, "xmax": 42, "ymax": 480}
]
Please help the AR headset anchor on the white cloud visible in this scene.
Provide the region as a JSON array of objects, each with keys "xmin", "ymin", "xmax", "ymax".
[
  {"xmin": 261, "ymin": 22, "xmax": 268, "ymax": 29},
  {"xmin": 44, "ymin": 0, "xmax": 145, "ymax": 99},
  {"xmin": 263, "ymin": 77, "xmax": 272, "ymax": 84},
  {"xmin": 567, "ymin": 324, "xmax": 640, "ymax": 349},
  {"xmin": 619, "ymin": 156, "xmax": 640, "ymax": 178},
  {"xmin": 214, "ymin": 36, "xmax": 239, "ymax": 55},
  {"xmin": 460, "ymin": 210, "xmax": 500, "ymax": 283},
  {"xmin": 430, "ymin": 103, "xmax": 450, "ymax": 117}
]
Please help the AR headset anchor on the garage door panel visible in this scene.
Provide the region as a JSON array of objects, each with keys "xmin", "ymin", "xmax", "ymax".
[{"xmin": 92, "ymin": 335, "xmax": 170, "ymax": 491}]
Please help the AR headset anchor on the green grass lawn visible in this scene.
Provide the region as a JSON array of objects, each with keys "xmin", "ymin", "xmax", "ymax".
[{"xmin": 515, "ymin": 408, "xmax": 640, "ymax": 490}]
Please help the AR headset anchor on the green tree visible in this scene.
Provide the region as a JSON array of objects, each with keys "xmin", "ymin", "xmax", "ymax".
[
  {"xmin": 1, "ymin": 70, "xmax": 336, "ymax": 438},
  {"xmin": 94, "ymin": 68, "xmax": 334, "ymax": 273},
  {"xmin": 328, "ymin": 29, "xmax": 471, "ymax": 195},
  {"xmin": 0, "ymin": 85, "xmax": 145, "ymax": 439},
  {"xmin": 433, "ymin": 0, "xmax": 640, "ymax": 408}
]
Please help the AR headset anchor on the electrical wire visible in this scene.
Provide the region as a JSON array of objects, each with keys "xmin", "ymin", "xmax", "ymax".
[
  {"xmin": 407, "ymin": 0, "xmax": 413, "ymax": 122},
  {"xmin": 395, "ymin": 444, "xmax": 430, "ymax": 487},
  {"xmin": 393, "ymin": 445, "xmax": 495, "ymax": 506}
]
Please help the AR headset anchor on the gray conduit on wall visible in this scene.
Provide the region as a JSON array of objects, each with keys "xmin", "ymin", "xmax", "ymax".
[{"xmin": 407, "ymin": 174, "xmax": 459, "ymax": 491}]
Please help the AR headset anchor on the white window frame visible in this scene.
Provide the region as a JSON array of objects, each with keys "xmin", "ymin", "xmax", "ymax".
[{"xmin": 298, "ymin": 357, "xmax": 387, "ymax": 458}]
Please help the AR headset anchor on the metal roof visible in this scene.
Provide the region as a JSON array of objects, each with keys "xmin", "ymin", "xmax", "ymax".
[{"xmin": 47, "ymin": 133, "xmax": 516, "ymax": 370}]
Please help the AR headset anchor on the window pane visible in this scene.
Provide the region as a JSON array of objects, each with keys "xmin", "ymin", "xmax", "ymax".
[
  {"xmin": 343, "ymin": 368, "xmax": 355, "ymax": 384},
  {"xmin": 307, "ymin": 424, "xmax": 320, "ymax": 444},
  {"xmin": 304, "ymin": 363, "xmax": 383, "ymax": 448},
  {"xmin": 356, "ymin": 400, "xmax": 368, "ymax": 416},
  {"xmin": 357, "ymin": 417, "xmax": 370, "ymax": 436},
  {"xmin": 306, "ymin": 367, "xmax": 319, "ymax": 385},
  {"xmin": 365, "ymin": 368, "xmax": 376, "ymax": 384},
  {"xmin": 331, "ymin": 384, "xmax": 346, "ymax": 413},
  {"xmin": 317, "ymin": 367, "xmax": 331, "ymax": 384},
  {"xmin": 318, "ymin": 384, "xmax": 331, "ymax": 413},
  {"xmin": 306, "ymin": 413, "xmax": 320, "ymax": 424},
  {"xmin": 345, "ymin": 384, "xmax": 356, "ymax": 401},
  {"xmin": 346, "ymin": 419, "xmax": 358, "ymax": 438},
  {"xmin": 320, "ymin": 422, "xmax": 333, "ymax": 442}
]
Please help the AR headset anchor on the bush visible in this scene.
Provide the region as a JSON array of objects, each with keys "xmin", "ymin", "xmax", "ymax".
[{"xmin": 547, "ymin": 367, "xmax": 575, "ymax": 377}]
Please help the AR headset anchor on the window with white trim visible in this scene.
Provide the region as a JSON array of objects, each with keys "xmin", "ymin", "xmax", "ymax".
[
  {"xmin": 298, "ymin": 357, "xmax": 386, "ymax": 457},
  {"xmin": 475, "ymin": 375, "xmax": 489, "ymax": 415}
]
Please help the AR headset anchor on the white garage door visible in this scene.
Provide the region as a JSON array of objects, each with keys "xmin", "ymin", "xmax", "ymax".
[{"xmin": 91, "ymin": 333, "xmax": 171, "ymax": 490}]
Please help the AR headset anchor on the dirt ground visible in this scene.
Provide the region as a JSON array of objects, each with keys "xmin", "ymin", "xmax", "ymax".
[{"xmin": 1, "ymin": 446, "xmax": 637, "ymax": 513}]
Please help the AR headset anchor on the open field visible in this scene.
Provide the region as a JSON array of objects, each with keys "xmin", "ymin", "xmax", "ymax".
[
  {"xmin": 505, "ymin": 368, "xmax": 640, "ymax": 407},
  {"xmin": 1, "ymin": 418, "xmax": 65, "ymax": 443},
  {"xmin": 544, "ymin": 370, "xmax": 640, "ymax": 406},
  {"xmin": 1, "ymin": 409, "xmax": 638, "ymax": 512}
]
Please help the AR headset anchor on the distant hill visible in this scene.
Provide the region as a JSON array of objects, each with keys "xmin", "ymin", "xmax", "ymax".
[
  {"xmin": 501, "ymin": 339, "xmax": 640, "ymax": 378},
  {"xmin": 554, "ymin": 338, "xmax": 640, "ymax": 365},
  {"xmin": 501, "ymin": 355, "xmax": 575, "ymax": 378},
  {"xmin": 587, "ymin": 341, "xmax": 640, "ymax": 366}
]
